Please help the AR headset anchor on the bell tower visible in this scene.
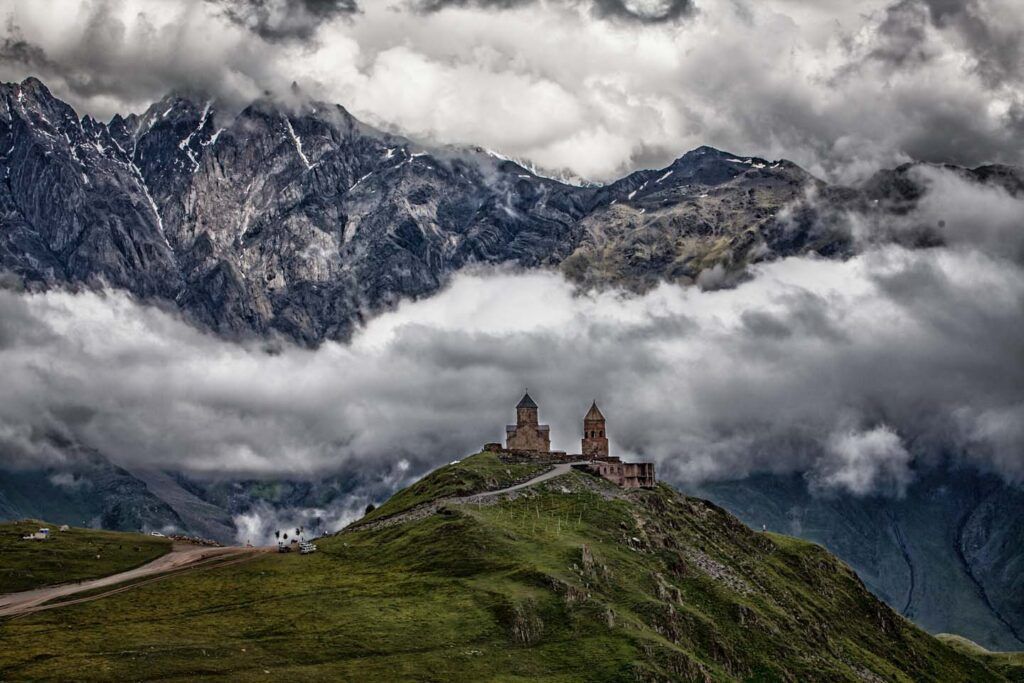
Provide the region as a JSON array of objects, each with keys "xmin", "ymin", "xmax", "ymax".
[
  {"xmin": 516, "ymin": 391, "xmax": 539, "ymax": 426},
  {"xmin": 506, "ymin": 391, "xmax": 550, "ymax": 453},
  {"xmin": 582, "ymin": 401, "xmax": 609, "ymax": 458}
]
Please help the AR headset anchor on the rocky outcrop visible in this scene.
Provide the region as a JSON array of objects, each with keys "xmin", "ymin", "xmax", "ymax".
[{"xmin": 5, "ymin": 77, "xmax": 1018, "ymax": 345}]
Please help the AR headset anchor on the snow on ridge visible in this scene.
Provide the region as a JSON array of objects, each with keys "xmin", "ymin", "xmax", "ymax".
[
  {"xmin": 484, "ymin": 148, "xmax": 597, "ymax": 187},
  {"xmin": 202, "ymin": 128, "xmax": 224, "ymax": 147},
  {"xmin": 178, "ymin": 101, "xmax": 212, "ymax": 172},
  {"xmin": 656, "ymin": 170, "xmax": 674, "ymax": 183},
  {"xmin": 284, "ymin": 117, "xmax": 313, "ymax": 170},
  {"xmin": 349, "ymin": 171, "xmax": 373, "ymax": 191}
]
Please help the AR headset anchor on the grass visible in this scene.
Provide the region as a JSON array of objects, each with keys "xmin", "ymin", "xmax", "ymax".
[
  {"xmin": 361, "ymin": 452, "xmax": 551, "ymax": 523},
  {"xmin": 0, "ymin": 520, "xmax": 171, "ymax": 594},
  {"xmin": 938, "ymin": 634, "xmax": 1024, "ymax": 681},
  {"xmin": 40, "ymin": 552, "xmax": 251, "ymax": 607},
  {"xmin": 0, "ymin": 461, "xmax": 1019, "ymax": 681}
]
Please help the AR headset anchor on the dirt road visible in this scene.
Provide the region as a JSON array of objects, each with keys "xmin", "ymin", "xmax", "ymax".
[{"xmin": 0, "ymin": 543, "xmax": 265, "ymax": 619}]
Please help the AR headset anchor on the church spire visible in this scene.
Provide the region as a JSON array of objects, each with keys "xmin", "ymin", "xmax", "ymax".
[{"xmin": 517, "ymin": 391, "xmax": 538, "ymax": 409}]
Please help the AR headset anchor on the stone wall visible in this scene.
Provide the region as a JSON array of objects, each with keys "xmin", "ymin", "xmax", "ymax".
[
  {"xmin": 506, "ymin": 424, "xmax": 550, "ymax": 453},
  {"xmin": 583, "ymin": 457, "xmax": 656, "ymax": 488}
]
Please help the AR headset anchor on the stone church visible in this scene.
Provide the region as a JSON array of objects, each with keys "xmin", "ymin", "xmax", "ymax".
[
  {"xmin": 505, "ymin": 392, "xmax": 550, "ymax": 452},
  {"xmin": 500, "ymin": 391, "xmax": 655, "ymax": 488}
]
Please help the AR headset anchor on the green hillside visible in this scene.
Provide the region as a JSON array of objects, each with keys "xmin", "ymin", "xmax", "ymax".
[
  {"xmin": 938, "ymin": 635, "xmax": 1024, "ymax": 682},
  {"xmin": 0, "ymin": 454, "xmax": 1021, "ymax": 681},
  {"xmin": 362, "ymin": 451, "xmax": 551, "ymax": 522},
  {"xmin": 0, "ymin": 520, "xmax": 171, "ymax": 593}
]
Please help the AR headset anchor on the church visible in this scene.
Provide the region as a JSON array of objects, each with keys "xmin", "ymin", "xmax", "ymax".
[{"xmin": 499, "ymin": 391, "xmax": 655, "ymax": 489}]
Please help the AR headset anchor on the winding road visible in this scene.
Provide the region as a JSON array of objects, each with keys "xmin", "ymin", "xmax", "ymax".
[
  {"xmin": 463, "ymin": 462, "xmax": 584, "ymax": 500},
  {"xmin": 0, "ymin": 543, "xmax": 265, "ymax": 619}
]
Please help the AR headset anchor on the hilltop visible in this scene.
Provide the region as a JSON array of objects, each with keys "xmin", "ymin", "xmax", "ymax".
[{"xmin": 1, "ymin": 452, "xmax": 1021, "ymax": 681}]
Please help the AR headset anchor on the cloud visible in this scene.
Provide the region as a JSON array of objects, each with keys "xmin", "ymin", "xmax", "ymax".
[
  {"xmin": 412, "ymin": 0, "xmax": 695, "ymax": 24},
  {"xmin": 837, "ymin": 165, "xmax": 1024, "ymax": 259},
  {"xmin": 0, "ymin": 0, "xmax": 1020, "ymax": 181},
  {"xmin": 211, "ymin": 0, "xmax": 359, "ymax": 42},
  {"xmin": 232, "ymin": 497, "xmax": 373, "ymax": 545},
  {"xmin": 0, "ymin": 170, "xmax": 1022, "ymax": 499},
  {"xmin": 49, "ymin": 472, "xmax": 93, "ymax": 491},
  {"xmin": 809, "ymin": 426, "xmax": 914, "ymax": 497}
]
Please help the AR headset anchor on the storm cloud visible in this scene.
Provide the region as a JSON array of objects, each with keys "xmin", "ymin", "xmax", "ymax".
[
  {"xmin": 1, "ymin": 167, "xmax": 1022, "ymax": 498},
  {"xmin": 0, "ymin": 0, "xmax": 1020, "ymax": 181},
  {"xmin": 212, "ymin": 0, "xmax": 359, "ymax": 42},
  {"xmin": 411, "ymin": 0, "xmax": 695, "ymax": 24}
]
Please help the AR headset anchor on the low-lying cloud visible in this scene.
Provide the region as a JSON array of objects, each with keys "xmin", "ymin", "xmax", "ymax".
[{"xmin": 1, "ymin": 234, "xmax": 1022, "ymax": 498}]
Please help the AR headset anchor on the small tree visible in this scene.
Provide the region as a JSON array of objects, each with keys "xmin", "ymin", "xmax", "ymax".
[{"xmin": 365, "ymin": 503, "xmax": 376, "ymax": 515}]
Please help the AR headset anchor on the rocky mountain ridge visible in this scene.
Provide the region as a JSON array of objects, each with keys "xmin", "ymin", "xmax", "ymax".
[{"xmin": 4, "ymin": 76, "xmax": 1020, "ymax": 344}]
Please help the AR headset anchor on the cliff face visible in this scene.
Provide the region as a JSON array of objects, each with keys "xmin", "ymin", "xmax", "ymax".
[
  {"xmin": 6, "ymin": 77, "xmax": 1018, "ymax": 345},
  {"xmin": 1, "ymin": 78, "xmax": 591, "ymax": 343}
]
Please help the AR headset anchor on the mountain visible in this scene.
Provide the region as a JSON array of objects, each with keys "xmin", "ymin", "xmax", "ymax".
[
  {"xmin": 2, "ymin": 451, "xmax": 1021, "ymax": 681},
  {"xmin": 0, "ymin": 436, "xmax": 373, "ymax": 545},
  {"xmin": 4, "ymin": 77, "xmax": 1019, "ymax": 344},
  {"xmin": 690, "ymin": 467, "xmax": 1024, "ymax": 652},
  {"xmin": 0, "ymin": 437, "xmax": 184, "ymax": 533}
]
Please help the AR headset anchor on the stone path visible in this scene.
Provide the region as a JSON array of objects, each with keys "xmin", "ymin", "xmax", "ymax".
[{"xmin": 347, "ymin": 462, "xmax": 589, "ymax": 534}]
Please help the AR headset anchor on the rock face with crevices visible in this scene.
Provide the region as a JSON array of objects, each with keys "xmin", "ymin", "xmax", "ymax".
[{"xmin": 5, "ymin": 76, "xmax": 1020, "ymax": 345}]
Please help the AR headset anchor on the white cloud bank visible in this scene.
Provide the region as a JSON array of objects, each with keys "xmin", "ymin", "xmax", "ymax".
[
  {"xmin": 0, "ymin": 0, "xmax": 1021, "ymax": 181},
  {"xmin": 2, "ymin": 238, "xmax": 1022, "ymax": 497}
]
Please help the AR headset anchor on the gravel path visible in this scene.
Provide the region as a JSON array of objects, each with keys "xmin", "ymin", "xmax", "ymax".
[
  {"xmin": 348, "ymin": 462, "xmax": 588, "ymax": 533},
  {"xmin": 0, "ymin": 543, "xmax": 266, "ymax": 618}
]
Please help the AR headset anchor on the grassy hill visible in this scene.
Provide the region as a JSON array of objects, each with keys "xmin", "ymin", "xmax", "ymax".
[
  {"xmin": 0, "ymin": 520, "xmax": 171, "ymax": 593},
  {"xmin": 1, "ymin": 454, "xmax": 1022, "ymax": 681},
  {"xmin": 938, "ymin": 635, "xmax": 1024, "ymax": 682},
  {"xmin": 362, "ymin": 451, "xmax": 551, "ymax": 522}
]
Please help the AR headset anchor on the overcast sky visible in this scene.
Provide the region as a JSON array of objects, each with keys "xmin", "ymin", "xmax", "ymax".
[{"xmin": 1, "ymin": 0, "xmax": 1022, "ymax": 181}]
